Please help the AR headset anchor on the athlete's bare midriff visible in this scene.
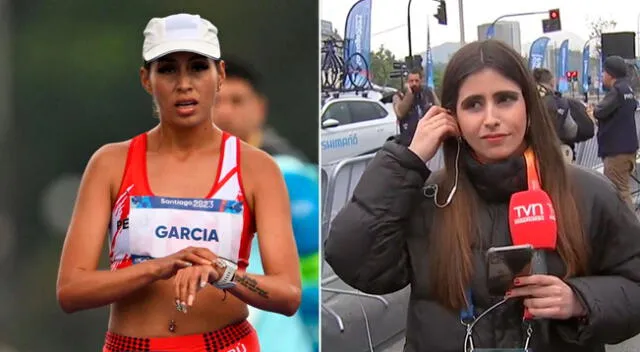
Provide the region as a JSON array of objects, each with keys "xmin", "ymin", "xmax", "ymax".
[
  {"xmin": 104, "ymin": 131, "xmax": 253, "ymax": 337},
  {"xmin": 108, "ymin": 279, "xmax": 249, "ymax": 337}
]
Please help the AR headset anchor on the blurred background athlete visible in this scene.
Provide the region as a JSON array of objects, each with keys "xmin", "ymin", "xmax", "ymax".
[{"xmin": 213, "ymin": 57, "xmax": 319, "ymax": 352}]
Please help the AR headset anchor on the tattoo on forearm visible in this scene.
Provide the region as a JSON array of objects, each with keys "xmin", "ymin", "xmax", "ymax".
[{"xmin": 235, "ymin": 274, "xmax": 269, "ymax": 299}]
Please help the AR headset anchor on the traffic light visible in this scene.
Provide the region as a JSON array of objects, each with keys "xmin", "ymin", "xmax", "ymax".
[
  {"xmin": 433, "ymin": 0, "xmax": 447, "ymax": 25},
  {"xmin": 413, "ymin": 55, "xmax": 423, "ymax": 67},
  {"xmin": 390, "ymin": 61, "xmax": 407, "ymax": 79},
  {"xmin": 542, "ymin": 8, "xmax": 561, "ymax": 33},
  {"xmin": 404, "ymin": 55, "xmax": 423, "ymax": 70},
  {"xmin": 565, "ymin": 71, "xmax": 578, "ymax": 82}
]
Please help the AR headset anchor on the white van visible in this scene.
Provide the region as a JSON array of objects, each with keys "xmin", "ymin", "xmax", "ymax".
[{"xmin": 320, "ymin": 91, "xmax": 398, "ymax": 166}]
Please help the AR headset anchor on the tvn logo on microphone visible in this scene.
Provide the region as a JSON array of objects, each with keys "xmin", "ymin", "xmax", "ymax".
[{"xmin": 513, "ymin": 202, "xmax": 556, "ymax": 224}]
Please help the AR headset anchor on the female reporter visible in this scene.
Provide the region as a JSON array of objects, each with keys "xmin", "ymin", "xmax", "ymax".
[
  {"xmin": 325, "ymin": 40, "xmax": 640, "ymax": 351},
  {"xmin": 56, "ymin": 13, "xmax": 301, "ymax": 352}
]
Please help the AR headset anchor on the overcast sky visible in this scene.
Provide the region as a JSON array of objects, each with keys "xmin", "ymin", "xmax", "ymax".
[{"xmin": 320, "ymin": 0, "xmax": 640, "ymax": 56}]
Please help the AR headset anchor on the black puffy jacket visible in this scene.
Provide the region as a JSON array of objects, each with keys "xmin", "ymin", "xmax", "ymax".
[
  {"xmin": 594, "ymin": 78, "xmax": 639, "ymax": 158},
  {"xmin": 325, "ymin": 140, "xmax": 640, "ymax": 352}
]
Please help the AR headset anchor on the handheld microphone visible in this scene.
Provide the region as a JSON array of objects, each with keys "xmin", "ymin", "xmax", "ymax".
[{"xmin": 508, "ymin": 149, "xmax": 558, "ymax": 320}]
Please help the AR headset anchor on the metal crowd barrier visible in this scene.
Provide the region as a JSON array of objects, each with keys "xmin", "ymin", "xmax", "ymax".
[
  {"xmin": 321, "ymin": 154, "xmax": 376, "ymax": 241},
  {"xmin": 320, "ymin": 110, "xmax": 640, "ymax": 345},
  {"xmin": 321, "ymin": 154, "xmax": 393, "ymax": 350}
]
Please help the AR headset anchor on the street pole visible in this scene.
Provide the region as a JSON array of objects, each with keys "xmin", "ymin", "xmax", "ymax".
[
  {"xmin": 636, "ymin": 12, "xmax": 640, "ymax": 58},
  {"xmin": 458, "ymin": 0, "xmax": 465, "ymax": 45},
  {"xmin": 372, "ymin": 24, "xmax": 406, "ymax": 37},
  {"xmin": 407, "ymin": 0, "xmax": 413, "ymax": 57},
  {"xmin": 583, "ymin": 39, "xmax": 590, "ymax": 102},
  {"xmin": 0, "ymin": 0, "xmax": 15, "ymax": 326},
  {"xmin": 486, "ymin": 10, "xmax": 548, "ymax": 39},
  {"xmin": 597, "ymin": 52, "xmax": 601, "ymax": 102},
  {"xmin": 426, "ymin": 16, "xmax": 431, "ymax": 87}
]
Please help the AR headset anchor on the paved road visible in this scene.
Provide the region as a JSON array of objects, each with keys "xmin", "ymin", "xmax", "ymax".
[
  {"xmin": 379, "ymin": 334, "xmax": 640, "ymax": 351},
  {"xmin": 606, "ymin": 334, "xmax": 640, "ymax": 352}
]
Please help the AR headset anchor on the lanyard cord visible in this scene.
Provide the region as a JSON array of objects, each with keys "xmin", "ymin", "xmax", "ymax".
[
  {"xmin": 524, "ymin": 148, "xmax": 541, "ymax": 190},
  {"xmin": 463, "ymin": 149, "xmax": 540, "ymax": 351}
]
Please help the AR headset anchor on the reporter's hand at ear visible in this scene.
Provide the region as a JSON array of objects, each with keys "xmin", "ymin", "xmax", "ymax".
[{"xmin": 408, "ymin": 105, "xmax": 460, "ymax": 163}]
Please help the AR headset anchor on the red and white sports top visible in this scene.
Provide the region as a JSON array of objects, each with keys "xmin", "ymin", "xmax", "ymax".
[{"xmin": 108, "ymin": 132, "xmax": 254, "ymax": 271}]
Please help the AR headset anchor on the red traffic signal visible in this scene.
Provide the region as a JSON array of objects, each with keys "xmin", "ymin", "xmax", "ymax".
[
  {"xmin": 543, "ymin": 9, "xmax": 561, "ymax": 33},
  {"xmin": 565, "ymin": 71, "xmax": 578, "ymax": 81}
]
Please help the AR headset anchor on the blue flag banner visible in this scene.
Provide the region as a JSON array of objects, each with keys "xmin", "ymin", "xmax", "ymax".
[
  {"xmin": 581, "ymin": 43, "xmax": 590, "ymax": 93},
  {"xmin": 424, "ymin": 20, "xmax": 434, "ymax": 89},
  {"xmin": 426, "ymin": 47, "xmax": 434, "ymax": 89},
  {"xmin": 556, "ymin": 39, "xmax": 569, "ymax": 93},
  {"xmin": 343, "ymin": 0, "xmax": 371, "ymax": 89},
  {"xmin": 597, "ymin": 54, "xmax": 604, "ymax": 93},
  {"xmin": 486, "ymin": 25, "xmax": 495, "ymax": 39},
  {"xmin": 528, "ymin": 37, "xmax": 550, "ymax": 70}
]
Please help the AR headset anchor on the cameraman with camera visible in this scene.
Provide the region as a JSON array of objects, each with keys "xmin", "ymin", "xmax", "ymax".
[{"xmin": 393, "ymin": 67, "xmax": 439, "ymax": 144}]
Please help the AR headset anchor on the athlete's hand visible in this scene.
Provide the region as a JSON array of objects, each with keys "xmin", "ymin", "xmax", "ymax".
[
  {"xmin": 174, "ymin": 263, "xmax": 222, "ymax": 310},
  {"xmin": 408, "ymin": 105, "xmax": 460, "ymax": 162},
  {"xmin": 149, "ymin": 247, "xmax": 218, "ymax": 281}
]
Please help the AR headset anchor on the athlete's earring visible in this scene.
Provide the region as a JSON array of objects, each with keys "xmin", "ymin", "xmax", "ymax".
[{"xmin": 152, "ymin": 101, "xmax": 160, "ymax": 120}]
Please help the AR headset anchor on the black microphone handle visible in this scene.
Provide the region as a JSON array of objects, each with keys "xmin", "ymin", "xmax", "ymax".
[
  {"xmin": 530, "ymin": 249, "xmax": 548, "ymax": 321},
  {"xmin": 530, "ymin": 249, "xmax": 552, "ymax": 342},
  {"xmin": 531, "ymin": 249, "xmax": 547, "ymax": 275}
]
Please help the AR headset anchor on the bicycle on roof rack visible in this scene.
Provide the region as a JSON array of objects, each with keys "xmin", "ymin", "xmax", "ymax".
[{"xmin": 321, "ymin": 38, "xmax": 371, "ymax": 92}]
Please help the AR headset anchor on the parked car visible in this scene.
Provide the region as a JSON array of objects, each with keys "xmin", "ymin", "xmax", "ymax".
[{"xmin": 321, "ymin": 90, "xmax": 398, "ymax": 166}]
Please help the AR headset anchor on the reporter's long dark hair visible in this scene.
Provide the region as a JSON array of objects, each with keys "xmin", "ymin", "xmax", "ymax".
[{"xmin": 430, "ymin": 40, "xmax": 589, "ymax": 312}]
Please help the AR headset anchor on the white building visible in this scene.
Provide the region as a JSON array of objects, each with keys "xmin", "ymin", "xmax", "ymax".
[
  {"xmin": 477, "ymin": 21, "xmax": 522, "ymax": 54},
  {"xmin": 321, "ymin": 20, "xmax": 341, "ymax": 42}
]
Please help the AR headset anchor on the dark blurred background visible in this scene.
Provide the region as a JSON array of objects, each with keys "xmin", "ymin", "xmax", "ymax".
[{"xmin": 0, "ymin": 1, "xmax": 318, "ymax": 351}]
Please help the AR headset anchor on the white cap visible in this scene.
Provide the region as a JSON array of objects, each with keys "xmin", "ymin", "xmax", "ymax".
[{"xmin": 142, "ymin": 13, "xmax": 221, "ymax": 62}]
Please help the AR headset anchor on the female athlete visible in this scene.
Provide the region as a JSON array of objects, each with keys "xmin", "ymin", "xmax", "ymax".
[{"xmin": 56, "ymin": 13, "xmax": 301, "ymax": 352}]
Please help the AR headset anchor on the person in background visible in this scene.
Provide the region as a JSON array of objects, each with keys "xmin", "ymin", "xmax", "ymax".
[
  {"xmin": 594, "ymin": 55, "xmax": 639, "ymax": 209},
  {"xmin": 213, "ymin": 57, "xmax": 319, "ymax": 352},
  {"xmin": 532, "ymin": 68, "xmax": 594, "ymax": 162},
  {"xmin": 392, "ymin": 67, "xmax": 440, "ymax": 144},
  {"xmin": 213, "ymin": 57, "xmax": 308, "ymax": 161}
]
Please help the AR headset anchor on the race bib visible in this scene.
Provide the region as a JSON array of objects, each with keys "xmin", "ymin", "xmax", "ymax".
[{"xmin": 128, "ymin": 195, "xmax": 244, "ymax": 263}]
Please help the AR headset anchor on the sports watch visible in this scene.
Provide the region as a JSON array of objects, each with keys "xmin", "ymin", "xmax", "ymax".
[{"xmin": 212, "ymin": 257, "xmax": 237, "ymax": 290}]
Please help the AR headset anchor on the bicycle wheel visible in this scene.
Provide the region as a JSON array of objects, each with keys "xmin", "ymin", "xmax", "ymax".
[
  {"xmin": 321, "ymin": 53, "xmax": 334, "ymax": 90},
  {"xmin": 321, "ymin": 68, "xmax": 335, "ymax": 90},
  {"xmin": 321, "ymin": 54, "xmax": 343, "ymax": 90},
  {"xmin": 329, "ymin": 55, "xmax": 344, "ymax": 89},
  {"xmin": 345, "ymin": 53, "xmax": 371, "ymax": 90}
]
